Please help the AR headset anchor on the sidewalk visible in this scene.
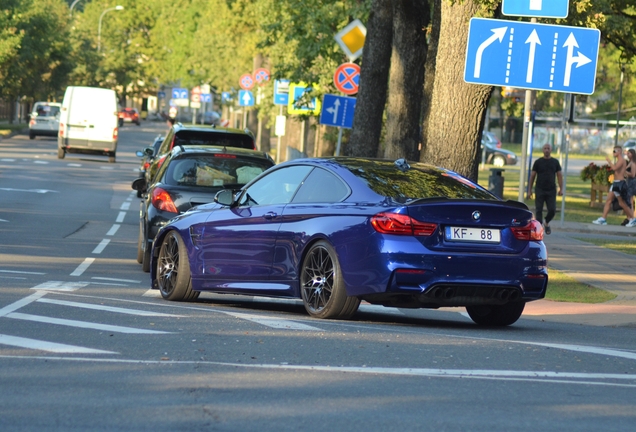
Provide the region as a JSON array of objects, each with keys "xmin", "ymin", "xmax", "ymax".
[{"xmin": 524, "ymin": 220, "xmax": 636, "ymax": 327}]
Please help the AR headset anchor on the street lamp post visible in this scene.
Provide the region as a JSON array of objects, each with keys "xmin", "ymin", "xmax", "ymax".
[
  {"xmin": 69, "ymin": 0, "xmax": 82, "ymax": 17},
  {"xmin": 98, "ymin": 5, "xmax": 124, "ymax": 53}
]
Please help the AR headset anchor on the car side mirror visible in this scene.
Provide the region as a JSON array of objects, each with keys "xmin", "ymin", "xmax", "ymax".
[
  {"xmin": 136, "ymin": 150, "xmax": 144, "ymax": 157},
  {"xmin": 214, "ymin": 189, "xmax": 235, "ymax": 206},
  {"xmin": 131, "ymin": 178, "xmax": 147, "ymax": 193}
]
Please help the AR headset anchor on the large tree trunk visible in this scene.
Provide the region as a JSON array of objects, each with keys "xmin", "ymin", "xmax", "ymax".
[
  {"xmin": 420, "ymin": 1, "xmax": 495, "ymax": 180},
  {"xmin": 345, "ymin": 0, "xmax": 393, "ymax": 157},
  {"xmin": 383, "ymin": 0, "xmax": 430, "ymax": 161},
  {"xmin": 420, "ymin": 0, "xmax": 441, "ymax": 159}
]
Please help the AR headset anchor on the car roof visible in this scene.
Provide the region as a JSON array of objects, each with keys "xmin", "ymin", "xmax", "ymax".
[
  {"xmin": 173, "ymin": 123, "xmax": 253, "ymax": 137},
  {"xmin": 169, "ymin": 144, "xmax": 273, "ymax": 161}
]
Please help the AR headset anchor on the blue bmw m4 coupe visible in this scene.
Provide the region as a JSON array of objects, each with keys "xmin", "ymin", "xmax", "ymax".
[{"xmin": 149, "ymin": 157, "xmax": 548, "ymax": 326}]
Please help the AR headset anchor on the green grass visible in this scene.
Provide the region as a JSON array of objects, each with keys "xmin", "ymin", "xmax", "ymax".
[
  {"xmin": 572, "ymin": 237, "xmax": 636, "ymax": 255},
  {"xmin": 546, "ymin": 267, "xmax": 617, "ymax": 303},
  {"xmin": 0, "ymin": 123, "xmax": 28, "ymax": 136}
]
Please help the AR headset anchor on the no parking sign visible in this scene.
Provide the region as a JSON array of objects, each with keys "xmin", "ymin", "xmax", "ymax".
[{"xmin": 334, "ymin": 63, "xmax": 360, "ymax": 95}]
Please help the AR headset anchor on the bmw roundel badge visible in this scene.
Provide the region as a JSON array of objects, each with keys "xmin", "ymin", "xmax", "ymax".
[{"xmin": 472, "ymin": 211, "xmax": 481, "ymax": 221}]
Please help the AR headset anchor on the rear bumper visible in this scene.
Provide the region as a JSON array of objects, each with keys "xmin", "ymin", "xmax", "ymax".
[{"xmin": 59, "ymin": 138, "xmax": 117, "ymax": 155}]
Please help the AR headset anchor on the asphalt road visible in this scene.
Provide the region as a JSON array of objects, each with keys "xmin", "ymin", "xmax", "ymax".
[{"xmin": 1, "ymin": 124, "xmax": 636, "ymax": 431}]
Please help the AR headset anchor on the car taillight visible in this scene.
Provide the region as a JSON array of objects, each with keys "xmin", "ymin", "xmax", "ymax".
[
  {"xmin": 29, "ymin": 119, "xmax": 35, "ymax": 126},
  {"xmin": 151, "ymin": 187, "xmax": 178, "ymax": 213},
  {"xmin": 143, "ymin": 162, "xmax": 150, "ymax": 170},
  {"xmin": 511, "ymin": 220, "xmax": 544, "ymax": 241},
  {"xmin": 169, "ymin": 136, "xmax": 176, "ymax": 150},
  {"xmin": 59, "ymin": 123, "xmax": 64, "ymax": 137},
  {"xmin": 113, "ymin": 127, "xmax": 118, "ymax": 140},
  {"xmin": 371, "ymin": 212, "xmax": 437, "ymax": 236}
]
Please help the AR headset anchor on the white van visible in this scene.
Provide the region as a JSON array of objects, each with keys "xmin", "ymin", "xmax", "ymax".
[{"xmin": 58, "ymin": 86, "xmax": 119, "ymax": 163}]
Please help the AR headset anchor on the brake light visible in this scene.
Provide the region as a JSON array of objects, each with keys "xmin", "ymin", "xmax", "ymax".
[
  {"xmin": 169, "ymin": 135, "xmax": 176, "ymax": 150},
  {"xmin": 59, "ymin": 123, "xmax": 65, "ymax": 137},
  {"xmin": 143, "ymin": 162, "xmax": 150, "ymax": 170},
  {"xmin": 29, "ymin": 119, "xmax": 35, "ymax": 127},
  {"xmin": 511, "ymin": 220, "xmax": 544, "ymax": 241},
  {"xmin": 371, "ymin": 212, "xmax": 437, "ymax": 236},
  {"xmin": 151, "ymin": 187, "xmax": 178, "ymax": 213},
  {"xmin": 113, "ymin": 127, "xmax": 118, "ymax": 140}
]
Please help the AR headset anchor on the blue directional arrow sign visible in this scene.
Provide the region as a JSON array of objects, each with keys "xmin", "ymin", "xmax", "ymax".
[
  {"xmin": 502, "ymin": 0, "xmax": 568, "ymax": 19},
  {"xmin": 200, "ymin": 93, "xmax": 212, "ymax": 103},
  {"xmin": 221, "ymin": 92, "xmax": 232, "ymax": 103},
  {"xmin": 464, "ymin": 18, "xmax": 600, "ymax": 95},
  {"xmin": 172, "ymin": 88, "xmax": 188, "ymax": 99},
  {"xmin": 319, "ymin": 94, "xmax": 356, "ymax": 129},
  {"xmin": 238, "ymin": 90, "xmax": 254, "ymax": 107}
]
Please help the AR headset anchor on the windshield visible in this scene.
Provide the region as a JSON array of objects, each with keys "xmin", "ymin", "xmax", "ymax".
[{"xmin": 33, "ymin": 104, "xmax": 60, "ymax": 117}]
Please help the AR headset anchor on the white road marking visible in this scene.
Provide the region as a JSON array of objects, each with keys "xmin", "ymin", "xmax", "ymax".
[
  {"xmin": 0, "ymin": 291, "xmax": 47, "ymax": 317},
  {"xmin": 143, "ymin": 289, "xmax": 161, "ymax": 297},
  {"xmin": 70, "ymin": 258, "xmax": 95, "ymax": 276},
  {"xmin": 106, "ymin": 224, "xmax": 120, "ymax": 236},
  {"xmin": 36, "ymin": 298, "xmax": 182, "ymax": 317},
  {"xmin": 0, "ymin": 270, "xmax": 45, "ymax": 275},
  {"xmin": 116, "ymin": 211, "xmax": 126, "ymax": 223},
  {"xmin": 93, "ymin": 277, "xmax": 141, "ymax": 283},
  {"xmin": 1, "ymin": 356, "xmax": 635, "ymax": 388},
  {"xmin": 1, "ymin": 158, "xmax": 16, "ymax": 162},
  {"xmin": 67, "ymin": 163, "xmax": 82, "ymax": 167},
  {"xmin": 522, "ymin": 341, "xmax": 636, "ymax": 361},
  {"xmin": 6, "ymin": 312, "xmax": 171, "ymax": 334},
  {"xmin": 34, "ymin": 161, "xmax": 49, "ymax": 164},
  {"xmin": 0, "ymin": 188, "xmax": 58, "ymax": 194},
  {"xmin": 0, "ymin": 334, "xmax": 116, "ymax": 354},
  {"xmin": 0, "ymin": 219, "xmax": 8, "ymax": 222},
  {"xmin": 92, "ymin": 239, "xmax": 110, "ymax": 254},
  {"xmin": 120, "ymin": 202, "xmax": 131, "ymax": 211},
  {"xmin": 31, "ymin": 281, "xmax": 89, "ymax": 291},
  {"xmin": 224, "ymin": 311, "xmax": 322, "ymax": 331},
  {"xmin": 100, "ymin": 166, "xmax": 115, "ymax": 170}
]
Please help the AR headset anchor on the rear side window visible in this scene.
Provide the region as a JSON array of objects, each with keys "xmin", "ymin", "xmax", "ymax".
[
  {"xmin": 174, "ymin": 131, "xmax": 254, "ymax": 149},
  {"xmin": 292, "ymin": 167, "xmax": 350, "ymax": 203},
  {"xmin": 163, "ymin": 154, "xmax": 273, "ymax": 188}
]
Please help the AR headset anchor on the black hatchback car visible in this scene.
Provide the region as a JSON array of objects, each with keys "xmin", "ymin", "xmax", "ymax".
[
  {"xmin": 132, "ymin": 145, "xmax": 274, "ymax": 272},
  {"xmin": 145, "ymin": 123, "xmax": 256, "ymax": 183}
]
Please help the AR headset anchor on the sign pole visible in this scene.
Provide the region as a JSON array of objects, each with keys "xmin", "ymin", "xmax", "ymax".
[
  {"xmin": 276, "ymin": 106, "xmax": 283, "ymax": 163},
  {"xmin": 335, "ymin": 127, "xmax": 343, "ymax": 156},
  {"xmin": 518, "ymin": 17, "xmax": 537, "ymax": 202}
]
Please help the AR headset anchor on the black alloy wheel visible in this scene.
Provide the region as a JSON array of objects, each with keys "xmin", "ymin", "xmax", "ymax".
[
  {"xmin": 300, "ymin": 241, "xmax": 359, "ymax": 319},
  {"xmin": 157, "ymin": 231, "xmax": 199, "ymax": 301}
]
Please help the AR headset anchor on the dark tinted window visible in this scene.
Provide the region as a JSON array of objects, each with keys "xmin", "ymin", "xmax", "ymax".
[
  {"xmin": 239, "ymin": 165, "xmax": 312, "ymax": 206},
  {"xmin": 34, "ymin": 104, "xmax": 60, "ymax": 117},
  {"xmin": 340, "ymin": 159, "xmax": 496, "ymax": 202},
  {"xmin": 292, "ymin": 167, "xmax": 350, "ymax": 203},
  {"xmin": 163, "ymin": 154, "xmax": 273, "ymax": 188},
  {"xmin": 174, "ymin": 131, "xmax": 254, "ymax": 149}
]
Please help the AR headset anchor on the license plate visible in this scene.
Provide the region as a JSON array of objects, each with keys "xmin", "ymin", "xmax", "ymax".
[{"xmin": 445, "ymin": 226, "xmax": 500, "ymax": 243}]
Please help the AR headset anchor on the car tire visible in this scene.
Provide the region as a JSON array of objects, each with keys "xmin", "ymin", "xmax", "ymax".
[
  {"xmin": 57, "ymin": 147, "xmax": 65, "ymax": 159},
  {"xmin": 466, "ymin": 302, "xmax": 525, "ymax": 326},
  {"xmin": 29, "ymin": 131, "xmax": 35, "ymax": 140},
  {"xmin": 136, "ymin": 228, "xmax": 144, "ymax": 264},
  {"xmin": 300, "ymin": 240, "xmax": 360, "ymax": 319},
  {"xmin": 157, "ymin": 231, "xmax": 199, "ymax": 301},
  {"xmin": 492, "ymin": 155, "xmax": 506, "ymax": 167},
  {"xmin": 141, "ymin": 240, "xmax": 151, "ymax": 273}
]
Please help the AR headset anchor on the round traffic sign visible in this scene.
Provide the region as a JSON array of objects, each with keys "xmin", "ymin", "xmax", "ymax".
[
  {"xmin": 254, "ymin": 68, "xmax": 270, "ymax": 85},
  {"xmin": 334, "ymin": 63, "xmax": 360, "ymax": 95},
  {"xmin": 239, "ymin": 73, "xmax": 255, "ymax": 90}
]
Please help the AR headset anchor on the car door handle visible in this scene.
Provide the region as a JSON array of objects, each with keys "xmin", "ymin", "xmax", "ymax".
[{"xmin": 263, "ymin": 211, "xmax": 278, "ymax": 220}]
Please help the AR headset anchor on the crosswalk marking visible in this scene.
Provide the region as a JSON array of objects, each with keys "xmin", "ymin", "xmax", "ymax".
[
  {"xmin": 0, "ymin": 334, "xmax": 117, "ymax": 354},
  {"xmin": 70, "ymin": 258, "xmax": 95, "ymax": 276},
  {"xmin": 0, "ymin": 292, "xmax": 47, "ymax": 317},
  {"xmin": 36, "ymin": 298, "xmax": 183, "ymax": 317},
  {"xmin": 224, "ymin": 311, "xmax": 322, "ymax": 331},
  {"xmin": 6, "ymin": 312, "xmax": 171, "ymax": 334},
  {"xmin": 31, "ymin": 281, "xmax": 88, "ymax": 291}
]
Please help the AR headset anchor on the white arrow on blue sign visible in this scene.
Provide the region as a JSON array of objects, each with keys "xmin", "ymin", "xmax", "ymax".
[
  {"xmin": 464, "ymin": 18, "xmax": 600, "ymax": 95},
  {"xmin": 502, "ymin": 0, "xmax": 569, "ymax": 19},
  {"xmin": 319, "ymin": 94, "xmax": 356, "ymax": 129},
  {"xmin": 238, "ymin": 90, "xmax": 255, "ymax": 107},
  {"xmin": 172, "ymin": 88, "xmax": 188, "ymax": 99},
  {"xmin": 200, "ymin": 93, "xmax": 212, "ymax": 103}
]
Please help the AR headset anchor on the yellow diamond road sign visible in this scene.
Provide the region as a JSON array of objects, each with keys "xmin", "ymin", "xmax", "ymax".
[{"xmin": 335, "ymin": 19, "xmax": 366, "ymax": 61}]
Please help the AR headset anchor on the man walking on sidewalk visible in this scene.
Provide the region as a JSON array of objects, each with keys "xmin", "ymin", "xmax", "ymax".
[{"xmin": 528, "ymin": 144, "xmax": 563, "ymax": 235}]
